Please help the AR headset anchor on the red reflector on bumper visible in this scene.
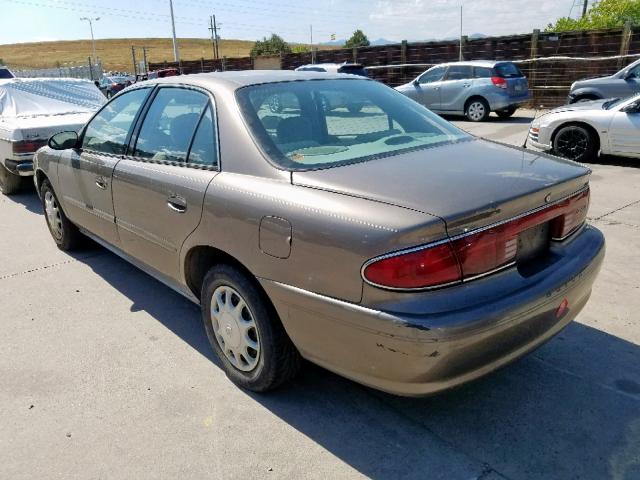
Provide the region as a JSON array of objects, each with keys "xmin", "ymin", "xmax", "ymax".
[{"xmin": 556, "ymin": 298, "xmax": 569, "ymax": 318}]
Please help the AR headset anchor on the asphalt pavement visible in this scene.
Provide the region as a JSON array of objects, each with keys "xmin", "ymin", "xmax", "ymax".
[{"xmin": 1, "ymin": 109, "xmax": 638, "ymax": 480}]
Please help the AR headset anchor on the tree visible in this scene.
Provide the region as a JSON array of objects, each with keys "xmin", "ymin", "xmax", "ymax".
[
  {"xmin": 250, "ymin": 34, "xmax": 292, "ymax": 57},
  {"xmin": 345, "ymin": 29, "xmax": 370, "ymax": 48},
  {"xmin": 546, "ymin": 0, "xmax": 640, "ymax": 32}
]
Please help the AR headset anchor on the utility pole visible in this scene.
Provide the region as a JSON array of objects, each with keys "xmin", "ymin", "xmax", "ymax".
[
  {"xmin": 208, "ymin": 15, "xmax": 220, "ymax": 60},
  {"xmin": 168, "ymin": 0, "xmax": 180, "ymax": 63},
  {"xmin": 142, "ymin": 47, "xmax": 149, "ymax": 74},
  {"xmin": 459, "ymin": 5, "xmax": 463, "ymax": 61},
  {"xmin": 80, "ymin": 17, "xmax": 100, "ymax": 67},
  {"xmin": 131, "ymin": 46, "xmax": 138, "ymax": 77},
  {"xmin": 310, "ymin": 24, "xmax": 315, "ymax": 64},
  {"xmin": 582, "ymin": 0, "xmax": 589, "ymax": 18}
]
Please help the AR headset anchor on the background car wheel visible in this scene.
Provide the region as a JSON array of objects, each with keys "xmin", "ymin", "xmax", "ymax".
[
  {"xmin": 201, "ymin": 264, "xmax": 301, "ymax": 392},
  {"xmin": 40, "ymin": 180, "xmax": 82, "ymax": 250},
  {"xmin": 465, "ymin": 98, "xmax": 490, "ymax": 122},
  {"xmin": 496, "ymin": 106, "xmax": 517, "ymax": 118},
  {"xmin": 0, "ymin": 163, "xmax": 22, "ymax": 195},
  {"xmin": 268, "ymin": 95, "xmax": 282, "ymax": 113},
  {"xmin": 552, "ymin": 125, "xmax": 597, "ymax": 162}
]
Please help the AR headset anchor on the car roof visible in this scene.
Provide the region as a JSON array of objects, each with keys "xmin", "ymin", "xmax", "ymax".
[
  {"xmin": 145, "ymin": 70, "xmax": 369, "ymax": 90},
  {"xmin": 433, "ymin": 60, "xmax": 511, "ymax": 68}
]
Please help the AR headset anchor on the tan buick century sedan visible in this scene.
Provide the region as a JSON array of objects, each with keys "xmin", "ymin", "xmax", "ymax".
[{"xmin": 34, "ymin": 71, "xmax": 604, "ymax": 396}]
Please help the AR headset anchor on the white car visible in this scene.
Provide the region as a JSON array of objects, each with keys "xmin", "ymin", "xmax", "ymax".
[
  {"xmin": 0, "ymin": 78, "xmax": 105, "ymax": 195},
  {"xmin": 527, "ymin": 93, "xmax": 640, "ymax": 162}
]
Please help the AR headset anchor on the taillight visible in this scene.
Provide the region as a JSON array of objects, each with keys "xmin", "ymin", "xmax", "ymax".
[
  {"xmin": 12, "ymin": 139, "xmax": 47, "ymax": 154},
  {"xmin": 491, "ymin": 76, "xmax": 507, "ymax": 89},
  {"xmin": 111, "ymin": 83, "xmax": 118, "ymax": 88},
  {"xmin": 363, "ymin": 188, "xmax": 590, "ymax": 290},
  {"xmin": 362, "ymin": 243, "xmax": 462, "ymax": 289}
]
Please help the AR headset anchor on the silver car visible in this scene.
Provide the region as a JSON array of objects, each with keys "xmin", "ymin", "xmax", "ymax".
[
  {"xmin": 568, "ymin": 58, "xmax": 640, "ymax": 104},
  {"xmin": 396, "ymin": 60, "xmax": 531, "ymax": 122},
  {"xmin": 34, "ymin": 72, "xmax": 603, "ymax": 396},
  {"xmin": 528, "ymin": 93, "xmax": 640, "ymax": 162}
]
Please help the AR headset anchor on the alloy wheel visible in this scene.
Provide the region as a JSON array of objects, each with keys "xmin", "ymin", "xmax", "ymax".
[
  {"xmin": 44, "ymin": 190, "xmax": 63, "ymax": 240},
  {"xmin": 210, "ymin": 285, "xmax": 261, "ymax": 372},
  {"xmin": 555, "ymin": 128, "xmax": 589, "ymax": 160}
]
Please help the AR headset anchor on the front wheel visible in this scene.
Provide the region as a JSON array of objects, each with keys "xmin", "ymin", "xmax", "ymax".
[
  {"xmin": 40, "ymin": 180, "xmax": 83, "ymax": 250},
  {"xmin": 0, "ymin": 163, "xmax": 22, "ymax": 195},
  {"xmin": 465, "ymin": 98, "xmax": 490, "ymax": 122},
  {"xmin": 201, "ymin": 264, "xmax": 301, "ymax": 392},
  {"xmin": 552, "ymin": 125, "xmax": 597, "ymax": 162}
]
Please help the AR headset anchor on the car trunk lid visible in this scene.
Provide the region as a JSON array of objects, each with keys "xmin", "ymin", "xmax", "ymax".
[{"xmin": 291, "ymin": 138, "xmax": 591, "ymax": 237}]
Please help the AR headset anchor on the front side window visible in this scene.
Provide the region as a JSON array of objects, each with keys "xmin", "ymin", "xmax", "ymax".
[
  {"xmin": 82, "ymin": 87, "xmax": 150, "ymax": 154},
  {"xmin": 445, "ymin": 65, "xmax": 472, "ymax": 81},
  {"xmin": 134, "ymin": 87, "xmax": 209, "ymax": 162},
  {"xmin": 237, "ymin": 79, "xmax": 469, "ymax": 171},
  {"xmin": 418, "ymin": 67, "xmax": 446, "ymax": 84}
]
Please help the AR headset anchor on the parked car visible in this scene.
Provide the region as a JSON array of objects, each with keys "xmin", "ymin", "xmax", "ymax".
[
  {"xmin": 396, "ymin": 60, "xmax": 531, "ymax": 121},
  {"xmin": 0, "ymin": 65, "xmax": 15, "ymax": 79},
  {"xmin": 567, "ymin": 58, "xmax": 640, "ymax": 104},
  {"xmin": 527, "ymin": 93, "xmax": 640, "ymax": 162},
  {"xmin": 98, "ymin": 75, "xmax": 131, "ymax": 98},
  {"xmin": 34, "ymin": 71, "xmax": 604, "ymax": 396},
  {"xmin": 0, "ymin": 77, "xmax": 105, "ymax": 195},
  {"xmin": 295, "ymin": 62, "xmax": 369, "ymax": 77},
  {"xmin": 135, "ymin": 68, "xmax": 180, "ymax": 84}
]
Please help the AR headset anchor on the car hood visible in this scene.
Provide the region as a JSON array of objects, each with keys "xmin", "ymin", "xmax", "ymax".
[
  {"xmin": 547, "ymin": 99, "xmax": 608, "ymax": 114},
  {"xmin": 573, "ymin": 75, "xmax": 615, "ymax": 88},
  {"xmin": 292, "ymin": 139, "xmax": 591, "ymax": 236}
]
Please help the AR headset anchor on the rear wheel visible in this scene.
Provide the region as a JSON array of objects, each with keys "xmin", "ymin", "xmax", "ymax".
[
  {"xmin": 40, "ymin": 180, "xmax": 83, "ymax": 250},
  {"xmin": 465, "ymin": 98, "xmax": 490, "ymax": 122},
  {"xmin": 496, "ymin": 106, "xmax": 517, "ymax": 118},
  {"xmin": 552, "ymin": 125, "xmax": 598, "ymax": 162},
  {"xmin": 201, "ymin": 264, "xmax": 301, "ymax": 392},
  {"xmin": 0, "ymin": 163, "xmax": 22, "ymax": 195}
]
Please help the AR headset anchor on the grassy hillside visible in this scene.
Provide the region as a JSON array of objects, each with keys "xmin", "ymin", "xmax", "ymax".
[{"xmin": 0, "ymin": 38, "xmax": 257, "ymax": 72}]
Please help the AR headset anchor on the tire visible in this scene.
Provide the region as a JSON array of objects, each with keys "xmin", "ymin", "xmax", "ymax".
[
  {"xmin": 496, "ymin": 106, "xmax": 517, "ymax": 118},
  {"xmin": 465, "ymin": 98, "xmax": 490, "ymax": 122},
  {"xmin": 40, "ymin": 179, "xmax": 83, "ymax": 251},
  {"xmin": 552, "ymin": 125, "xmax": 598, "ymax": 162},
  {"xmin": 0, "ymin": 163, "xmax": 22, "ymax": 195},
  {"xmin": 201, "ymin": 264, "xmax": 301, "ymax": 392}
]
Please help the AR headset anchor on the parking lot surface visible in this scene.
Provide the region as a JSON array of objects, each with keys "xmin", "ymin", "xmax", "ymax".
[{"xmin": 1, "ymin": 110, "xmax": 639, "ymax": 479}]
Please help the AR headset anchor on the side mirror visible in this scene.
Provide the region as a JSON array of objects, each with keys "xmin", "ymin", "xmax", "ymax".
[
  {"xmin": 48, "ymin": 131, "xmax": 79, "ymax": 150},
  {"xmin": 624, "ymin": 71, "xmax": 636, "ymax": 81},
  {"xmin": 413, "ymin": 79, "xmax": 420, "ymax": 87}
]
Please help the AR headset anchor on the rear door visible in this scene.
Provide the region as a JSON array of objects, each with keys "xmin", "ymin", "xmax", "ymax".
[
  {"xmin": 411, "ymin": 66, "xmax": 447, "ymax": 110},
  {"xmin": 111, "ymin": 85, "xmax": 220, "ymax": 280},
  {"xmin": 59, "ymin": 87, "xmax": 151, "ymax": 245},
  {"xmin": 438, "ymin": 65, "xmax": 473, "ymax": 112}
]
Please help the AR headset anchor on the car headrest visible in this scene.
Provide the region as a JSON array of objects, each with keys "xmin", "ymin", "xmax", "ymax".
[
  {"xmin": 276, "ymin": 116, "xmax": 312, "ymax": 145},
  {"xmin": 170, "ymin": 113, "xmax": 201, "ymax": 145}
]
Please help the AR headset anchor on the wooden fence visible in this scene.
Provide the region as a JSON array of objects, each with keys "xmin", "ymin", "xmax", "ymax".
[{"xmin": 150, "ymin": 25, "xmax": 639, "ymax": 107}]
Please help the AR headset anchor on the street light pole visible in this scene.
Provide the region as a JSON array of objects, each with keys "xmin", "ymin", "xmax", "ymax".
[
  {"xmin": 168, "ymin": 0, "xmax": 181, "ymax": 63},
  {"xmin": 80, "ymin": 16, "xmax": 100, "ymax": 66}
]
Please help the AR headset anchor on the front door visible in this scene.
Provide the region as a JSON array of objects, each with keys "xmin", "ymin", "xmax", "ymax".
[
  {"xmin": 412, "ymin": 66, "xmax": 447, "ymax": 110},
  {"xmin": 112, "ymin": 86, "xmax": 220, "ymax": 280},
  {"xmin": 438, "ymin": 65, "xmax": 473, "ymax": 112},
  {"xmin": 608, "ymin": 104, "xmax": 640, "ymax": 158},
  {"xmin": 59, "ymin": 87, "xmax": 151, "ymax": 246}
]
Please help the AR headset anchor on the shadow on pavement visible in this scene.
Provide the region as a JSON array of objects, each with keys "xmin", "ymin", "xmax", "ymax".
[
  {"xmin": 3, "ymin": 188, "xmax": 42, "ymax": 215},
  {"xmin": 443, "ymin": 114, "xmax": 535, "ymax": 125},
  {"xmin": 74, "ymin": 248, "xmax": 640, "ymax": 480}
]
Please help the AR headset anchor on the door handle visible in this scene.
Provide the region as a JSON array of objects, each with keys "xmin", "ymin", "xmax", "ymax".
[
  {"xmin": 167, "ymin": 194, "xmax": 187, "ymax": 213},
  {"xmin": 95, "ymin": 176, "xmax": 107, "ymax": 190}
]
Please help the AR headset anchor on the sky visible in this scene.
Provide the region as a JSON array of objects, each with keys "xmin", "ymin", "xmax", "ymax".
[{"xmin": 0, "ymin": 0, "xmax": 588, "ymax": 45}]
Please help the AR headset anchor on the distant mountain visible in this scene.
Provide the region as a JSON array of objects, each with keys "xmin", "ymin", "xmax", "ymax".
[
  {"xmin": 319, "ymin": 38, "xmax": 397, "ymax": 47},
  {"xmin": 369, "ymin": 38, "xmax": 396, "ymax": 46},
  {"xmin": 469, "ymin": 33, "xmax": 488, "ymax": 39}
]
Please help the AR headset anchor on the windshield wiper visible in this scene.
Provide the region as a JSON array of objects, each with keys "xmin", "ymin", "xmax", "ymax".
[{"xmin": 602, "ymin": 98, "xmax": 620, "ymax": 110}]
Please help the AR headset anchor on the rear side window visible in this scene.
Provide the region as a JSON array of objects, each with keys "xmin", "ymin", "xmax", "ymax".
[
  {"xmin": 445, "ymin": 65, "xmax": 472, "ymax": 81},
  {"xmin": 0, "ymin": 68, "xmax": 14, "ymax": 79},
  {"xmin": 474, "ymin": 67, "xmax": 493, "ymax": 78},
  {"xmin": 187, "ymin": 105, "xmax": 218, "ymax": 167},
  {"xmin": 134, "ymin": 87, "xmax": 209, "ymax": 162},
  {"xmin": 494, "ymin": 63, "xmax": 523, "ymax": 78},
  {"xmin": 338, "ymin": 66, "xmax": 369, "ymax": 77},
  {"xmin": 82, "ymin": 87, "xmax": 150, "ymax": 154}
]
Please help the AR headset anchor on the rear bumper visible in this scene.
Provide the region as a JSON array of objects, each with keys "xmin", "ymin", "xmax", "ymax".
[
  {"xmin": 488, "ymin": 91, "xmax": 531, "ymax": 111},
  {"xmin": 3, "ymin": 158, "xmax": 34, "ymax": 176},
  {"xmin": 261, "ymin": 225, "xmax": 605, "ymax": 396}
]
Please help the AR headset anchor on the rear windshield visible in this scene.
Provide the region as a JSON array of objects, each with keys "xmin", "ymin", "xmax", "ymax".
[
  {"xmin": 337, "ymin": 65, "xmax": 369, "ymax": 77},
  {"xmin": 236, "ymin": 79, "xmax": 469, "ymax": 171},
  {"xmin": 494, "ymin": 63, "xmax": 524, "ymax": 78},
  {"xmin": 0, "ymin": 68, "xmax": 14, "ymax": 79}
]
